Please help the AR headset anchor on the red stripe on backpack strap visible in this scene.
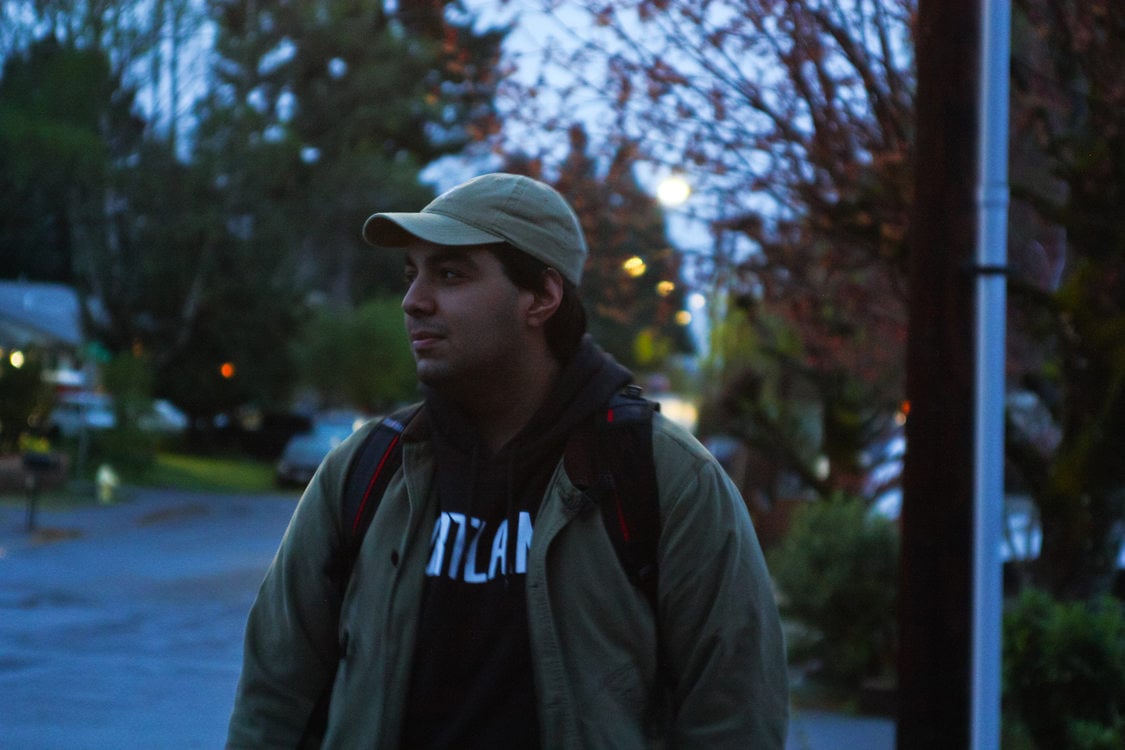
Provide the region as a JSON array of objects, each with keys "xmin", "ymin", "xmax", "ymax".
[
  {"xmin": 352, "ymin": 434, "xmax": 401, "ymax": 534},
  {"xmin": 606, "ymin": 408, "xmax": 615, "ymax": 423},
  {"xmin": 616, "ymin": 496, "xmax": 631, "ymax": 542}
]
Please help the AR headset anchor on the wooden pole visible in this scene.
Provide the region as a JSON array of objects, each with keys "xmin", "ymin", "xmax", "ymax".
[{"xmin": 897, "ymin": 1, "xmax": 982, "ymax": 747}]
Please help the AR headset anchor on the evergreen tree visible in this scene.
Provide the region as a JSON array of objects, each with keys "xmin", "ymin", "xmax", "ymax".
[
  {"xmin": 168, "ymin": 0, "xmax": 507, "ymax": 416},
  {"xmin": 0, "ymin": 37, "xmax": 144, "ymax": 285},
  {"xmin": 201, "ymin": 0, "xmax": 506, "ymax": 302}
]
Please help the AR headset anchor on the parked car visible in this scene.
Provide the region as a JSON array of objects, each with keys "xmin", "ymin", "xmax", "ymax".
[
  {"xmin": 138, "ymin": 399, "xmax": 189, "ymax": 434},
  {"xmin": 47, "ymin": 392, "xmax": 188, "ymax": 438},
  {"xmin": 47, "ymin": 391, "xmax": 115, "ymax": 438},
  {"xmin": 275, "ymin": 411, "xmax": 372, "ymax": 488}
]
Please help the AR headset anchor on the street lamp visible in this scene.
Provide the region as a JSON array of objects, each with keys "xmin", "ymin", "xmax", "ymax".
[
  {"xmin": 656, "ymin": 173, "xmax": 692, "ymax": 208},
  {"xmin": 623, "ymin": 256, "xmax": 647, "ymax": 278}
]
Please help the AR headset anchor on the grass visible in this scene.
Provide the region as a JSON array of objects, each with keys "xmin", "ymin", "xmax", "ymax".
[
  {"xmin": 1, "ymin": 450, "xmax": 285, "ymax": 506},
  {"xmin": 138, "ymin": 452, "xmax": 281, "ymax": 494}
]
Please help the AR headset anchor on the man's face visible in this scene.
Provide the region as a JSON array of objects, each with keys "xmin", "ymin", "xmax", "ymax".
[{"xmin": 402, "ymin": 242, "xmax": 531, "ymax": 392}]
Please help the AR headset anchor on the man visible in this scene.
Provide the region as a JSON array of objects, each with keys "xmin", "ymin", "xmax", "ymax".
[{"xmin": 227, "ymin": 173, "xmax": 789, "ymax": 748}]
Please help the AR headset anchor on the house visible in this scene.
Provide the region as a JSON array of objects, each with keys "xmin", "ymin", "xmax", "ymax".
[{"xmin": 0, "ymin": 280, "xmax": 89, "ymax": 388}]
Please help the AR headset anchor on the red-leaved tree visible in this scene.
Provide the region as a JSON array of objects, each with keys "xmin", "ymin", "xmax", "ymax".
[{"xmin": 497, "ymin": 0, "xmax": 917, "ymax": 505}]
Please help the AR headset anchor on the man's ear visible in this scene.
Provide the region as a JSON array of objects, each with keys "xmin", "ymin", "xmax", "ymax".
[{"xmin": 524, "ymin": 268, "xmax": 565, "ymax": 328}]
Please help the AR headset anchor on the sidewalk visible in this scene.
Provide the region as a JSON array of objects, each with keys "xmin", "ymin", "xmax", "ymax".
[{"xmin": 0, "ymin": 487, "xmax": 894, "ymax": 749}]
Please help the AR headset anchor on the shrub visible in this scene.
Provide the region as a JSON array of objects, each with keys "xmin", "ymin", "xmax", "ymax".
[
  {"xmin": 1003, "ymin": 588, "xmax": 1125, "ymax": 749},
  {"xmin": 97, "ymin": 353, "xmax": 158, "ymax": 475},
  {"xmin": 91, "ymin": 425, "xmax": 158, "ymax": 476},
  {"xmin": 0, "ymin": 356, "xmax": 52, "ymax": 453},
  {"xmin": 767, "ymin": 495, "xmax": 899, "ymax": 687}
]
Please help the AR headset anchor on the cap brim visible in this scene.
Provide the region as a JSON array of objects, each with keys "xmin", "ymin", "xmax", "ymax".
[{"xmin": 362, "ymin": 212, "xmax": 505, "ymax": 248}]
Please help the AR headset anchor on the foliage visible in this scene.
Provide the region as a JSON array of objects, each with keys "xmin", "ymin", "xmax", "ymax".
[
  {"xmin": 96, "ymin": 352, "xmax": 158, "ymax": 472},
  {"xmin": 149, "ymin": 0, "xmax": 507, "ymax": 419},
  {"xmin": 201, "ymin": 0, "xmax": 507, "ymax": 301},
  {"xmin": 0, "ymin": 356, "xmax": 52, "ymax": 453},
  {"xmin": 498, "ymin": 128, "xmax": 692, "ymax": 372},
  {"xmin": 102, "ymin": 352, "xmax": 153, "ymax": 428},
  {"xmin": 141, "ymin": 452, "xmax": 276, "ymax": 494},
  {"xmin": 1, "ymin": 2, "xmax": 508, "ymax": 430},
  {"xmin": 500, "ymin": 0, "xmax": 914, "ymax": 504},
  {"xmin": 502, "ymin": 0, "xmax": 1125, "ymax": 600},
  {"xmin": 767, "ymin": 496, "xmax": 898, "ymax": 687},
  {"xmin": 291, "ymin": 298, "xmax": 417, "ymax": 411},
  {"xmin": 1002, "ymin": 589, "xmax": 1125, "ymax": 749},
  {"xmin": 88, "ymin": 426, "xmax": 157, "ymax": 476},
  {"xmin": 0, "ymin": 37, "xmax": 142, "ymax": 285},
  {"xmin": 1004, "ymin": 0, "xmax": 1125, "ymax": 599}
]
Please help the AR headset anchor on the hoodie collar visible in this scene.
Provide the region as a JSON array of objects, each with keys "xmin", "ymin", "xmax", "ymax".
[{"xmin": 421, "ymin": 335, "xmax": 632, "ymax": 460}]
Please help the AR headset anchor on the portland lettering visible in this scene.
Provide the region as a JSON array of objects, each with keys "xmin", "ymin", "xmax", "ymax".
[{"xmin": 424, "ymin": 511, "xmax": 534, "ymax": 583}]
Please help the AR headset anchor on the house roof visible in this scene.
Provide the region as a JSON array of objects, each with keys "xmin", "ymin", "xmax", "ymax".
[{"xmin": 0, "ymin": 280, "xmax": 85, "ymax": 349}]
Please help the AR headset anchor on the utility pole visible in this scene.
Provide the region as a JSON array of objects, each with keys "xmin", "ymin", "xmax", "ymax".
[{"xmin": 897, "ymin": 1, "xmax": 982, "ymax": 747}]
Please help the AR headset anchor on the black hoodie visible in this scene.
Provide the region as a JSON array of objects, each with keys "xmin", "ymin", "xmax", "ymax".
[{"xmin": 400, "ymin": 337, "xmax": 632, "ymax": 749}]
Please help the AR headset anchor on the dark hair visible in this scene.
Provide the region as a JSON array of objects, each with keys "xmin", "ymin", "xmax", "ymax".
[{"xmin": 487, "ymin": 243, "xmax": 587, "ymax": 363}]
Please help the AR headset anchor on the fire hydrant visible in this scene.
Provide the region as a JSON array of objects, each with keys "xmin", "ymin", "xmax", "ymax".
[{"xmin": 96, "ymin": 463, "xmax": 120, "ymax": 504}]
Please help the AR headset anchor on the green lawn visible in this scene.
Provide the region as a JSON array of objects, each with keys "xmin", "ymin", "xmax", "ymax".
[
  {"xmin": 0, "ymin": 452, "xmax": 287, "ymax": 510},
  {"xmin": 140, "ymin": 453, "xmax": 282, "ymax": 494}
]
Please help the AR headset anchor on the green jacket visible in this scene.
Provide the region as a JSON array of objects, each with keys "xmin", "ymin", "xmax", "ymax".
[{"xmin": 227, "ymin": 410, "xmax": 789, "ymax": 748}]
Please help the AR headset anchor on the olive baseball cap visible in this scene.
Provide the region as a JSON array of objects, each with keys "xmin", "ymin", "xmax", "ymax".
[{"xmin": 362, "ymin": 173, "xmax": 588, "ymax": 285}]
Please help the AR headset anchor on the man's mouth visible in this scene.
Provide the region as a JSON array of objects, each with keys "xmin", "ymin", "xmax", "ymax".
[{"xmin": 409, "ymin": 329, "xmax": 444, "ymax": 351}]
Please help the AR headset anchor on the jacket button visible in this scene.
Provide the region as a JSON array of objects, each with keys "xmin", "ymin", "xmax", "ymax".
[{"xmin": 390, "ymin": 550, "xmax": 400, "ymax": 566}]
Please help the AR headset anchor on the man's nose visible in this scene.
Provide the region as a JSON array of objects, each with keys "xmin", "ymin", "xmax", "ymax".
[{"xmin": 402, "ymin": 278, "xmax": 434, "ymax": 317}]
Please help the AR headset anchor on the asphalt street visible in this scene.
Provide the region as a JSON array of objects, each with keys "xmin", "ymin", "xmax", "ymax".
[{"xmin": 0, "ymin": 487, "xmax": 893, "ymax": 749}]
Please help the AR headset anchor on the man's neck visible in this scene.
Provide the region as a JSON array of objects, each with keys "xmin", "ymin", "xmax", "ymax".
[{"xmin": 444, "ymin": 350, "xmax": 561, "ymax": 455}]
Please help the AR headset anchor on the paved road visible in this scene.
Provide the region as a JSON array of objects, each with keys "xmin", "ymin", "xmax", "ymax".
[{"xmin": 0, "ymin": 487, "xmax": 893, "ymax": 749}]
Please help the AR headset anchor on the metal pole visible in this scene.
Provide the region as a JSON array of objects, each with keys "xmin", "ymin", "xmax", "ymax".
[
  {"xmin": 26, "ymin": 474, "xmax": 39, "ymax": 532},
  {"xmin": 972, "ymin": 0, "xmax": 1010, "ymax": 748}
]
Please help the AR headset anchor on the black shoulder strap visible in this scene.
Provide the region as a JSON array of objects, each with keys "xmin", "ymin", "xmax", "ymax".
[
  {"xmin": 329, "ymin": 403, "xmax": 420, "ymax": 590},
  {"xmin": 306, "ymin": 405, "xmax": 419, "ymax": 744},
  {"xmin": 307, "ymin": 403, "xmax": 421, "ymax": 742},
  {"xmin": 565, "ymin": 385, "xmax": 661, "ymax": 609}
]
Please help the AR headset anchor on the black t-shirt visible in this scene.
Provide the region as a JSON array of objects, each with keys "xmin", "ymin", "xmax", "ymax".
[
  {"xmin": 400, "ymin": 338, "xmax": 633, "ymax": 749},
  {"xmin": 400, "ymin": 448, "xmax": 554, "ymax": 750},
  {"xmin": 401, "ymin": 521, "xmax": 542, "ymax": 747}
]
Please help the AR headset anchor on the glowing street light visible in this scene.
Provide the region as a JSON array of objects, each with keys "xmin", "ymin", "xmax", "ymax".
[
  {"xmin": 656, "ymin": 174, "xmax": 692, "ymax": 207},
  {"xmin": 623, "ymin": 256, "xmax": 647, "ymax": 278}
]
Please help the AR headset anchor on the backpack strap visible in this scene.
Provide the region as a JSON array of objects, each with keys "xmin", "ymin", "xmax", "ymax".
[
  {"xmin": 566, "ymin": 385, "xmax": 674, "ymax": 727},
  {"xmin": 305, "ymin": 405, "xmax": 419, "ymax": 744},
  {"xmin": 328, "ymin": 403, "xmax": 420, "ymax": 590},
  {"xmin": 565, "ymin": 385, "xmax": 661, "ymax": 610}
]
